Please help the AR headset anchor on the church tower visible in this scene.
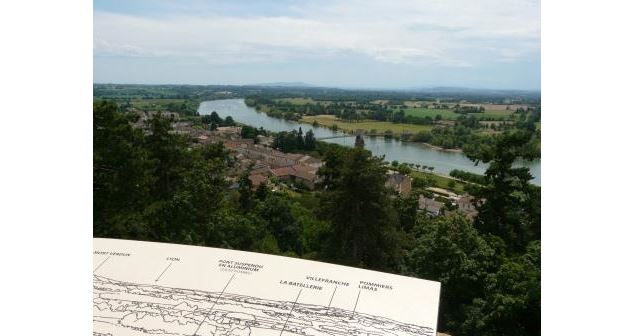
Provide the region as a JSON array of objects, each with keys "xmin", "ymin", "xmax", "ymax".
[{"xmin": 354, "ymin": 129, "xmax": 365, "ymax": 148}]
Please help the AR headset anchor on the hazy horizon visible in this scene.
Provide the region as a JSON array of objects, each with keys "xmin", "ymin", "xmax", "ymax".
[
  {"xmin": 93, "ymin": 81, "xmax": 541, "ymax": 93},
  {"xmin": 94, "ymin": 0, "xmax": 541, "ymax": 90}
]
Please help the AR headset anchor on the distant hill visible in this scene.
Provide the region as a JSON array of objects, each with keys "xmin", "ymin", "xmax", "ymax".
[
  {"xmin": 252, "ymin": 82, "xmax": 316, "ymax": 88},
  {"xmin": 406, "ymin": 86, "xmax": 540, "ymax": 94}
]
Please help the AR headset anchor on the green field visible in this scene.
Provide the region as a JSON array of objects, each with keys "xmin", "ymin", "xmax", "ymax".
[
  {"xmin": 404, "ymin": 107, "xmax": 514, "ymax": 120},
  {"xmin": 274, "ymin": 97, "xmax": 316, "ymax": 105},
  {"xmin": 410, "ymin": 170, "xmax": 467, "ymax": 194},
  {"xmin": 300, "ymin": 115, "xmax": 433, "ymax": 134},
  {"xmin": 404, "ymin": 107, "xmax": 459, "ymax": 119}
]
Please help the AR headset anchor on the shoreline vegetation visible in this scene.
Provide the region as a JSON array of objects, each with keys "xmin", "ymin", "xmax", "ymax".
[
  {"xmin": 418, "ymin": 142, "xmax": 463, "ymax": 153},
  {"xmin": 245, "ymin": 94, "xmax": 541, "ymax": 153},
  {"xmin": 299, "ymin": 114, "xmax": 464, "ymax": 152},
  {"xmin": 300, "ymin": 114, "xmax": 434, "ymax": 135}
]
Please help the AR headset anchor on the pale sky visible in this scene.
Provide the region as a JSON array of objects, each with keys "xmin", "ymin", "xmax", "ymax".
[{"xmin": 94, "ymin": 0, "xmax": 541, "ymax": 90}]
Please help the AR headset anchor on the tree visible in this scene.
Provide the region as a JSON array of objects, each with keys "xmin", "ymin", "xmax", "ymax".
[
  {"xmin": 394, "ymin": 194, "xmax": 419, "ymax": 232},
  {"xmin": 405, "ymin": 214, "xmax": 502, "ymax": 333},
  {"xmin": 208, "ymin": 210, "xmax": 267, "ymax": 252},
  {"xmin": 224, "ymin": 116, "xmax": 235, "ymax": 126},
  {"xmin": 144, "ymin": 115, "xmax": 189, "ymax": 200},
  {"xmin": 93, "ymin": 100, "xmax": 154, "ymax": 238},
  {"xmin": 237, "ymin": 172, "xmax": 254, "ymax": 211},
  {"xmin": 296, "ymin": 127, "xmax": 305, "ymax": 149},
  {"xmin": 254, "ymin": 183, "xmax": 269, "ymax": 200},
  {"xmin": 318, "ymin": 147, "xmax": 402, "ymax": 270},
  {"xmin": 273, "ymin": 128, "xmax": 315, "ymax": 152},
  {"xmin": 202, "ymin": 111, "xmax": 223, "ymax": 130},
  {"xmin": 256, "ymin": 195, "xmax": 303, "ymax": 255},
  {"xmin": 412, "ymin": 130, "xmax": 432, "ymax": 143},
  {"xmin": 315, "ymin": 144, "xmax": 346, "ymax": 187},
  {"xmin": 397, "ymin": 163, "xmax": 412, "ymax": 175},
  {"xmin": 464, "ymin": 130, "xmax": 540, "ymax": 252},
  {"xmin": 94, "ymin": 100, "xmax": 231, "ymax": 245},
  {"xmin": 392, "ymin": 109, "xmax": 406, "ymax": 123},
  {"xmin": 304, "ymin": 129, "xmax": 316, "ymax": 150},
  {"xmin": 459, "ymin": 241, "xmax": 540, "ymax": 336},
  {"xmin": 241, "ymin": 125, "xmax": 258, "ymax": 139},
  {"xmin": 273, "ymin": 131, "xmax": 298, "ymax": 152},
  {"xmin": 146, "ymin": 146, "xmax": 229, "ymax": 244}
]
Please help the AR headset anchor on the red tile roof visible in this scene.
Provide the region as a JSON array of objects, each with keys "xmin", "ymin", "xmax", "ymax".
[{"xmin": 271, "ymin": 165, "xmax": 317, "ymax": 181}]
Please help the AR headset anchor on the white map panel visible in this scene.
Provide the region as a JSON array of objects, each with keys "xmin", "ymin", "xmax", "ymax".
[{"xmin": 93, "ymin": 238, "xmax": 440, "ymax": 336}]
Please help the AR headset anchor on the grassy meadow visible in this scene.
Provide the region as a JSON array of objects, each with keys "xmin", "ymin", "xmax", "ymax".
[
  {"xmin": 404, "ymin": 107, "xmax": 514, "ymax": 120},
  {"xmin": 300, "ymin": 115, "xmax": 434, "ymax": 134},
  {"xmin": 410, "ymin": 170, "xmax": 468, "ymax": 194}
]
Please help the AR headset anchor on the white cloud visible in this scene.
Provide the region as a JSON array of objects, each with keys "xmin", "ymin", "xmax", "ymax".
[{"xmin": 94, "ymin": 0, "xmax": 540, "ymax": 67}]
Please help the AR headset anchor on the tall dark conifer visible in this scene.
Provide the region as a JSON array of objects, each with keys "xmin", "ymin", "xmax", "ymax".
[{"xmin": 318, "ymin": 147, "xmax": 401, "ymax": 270}]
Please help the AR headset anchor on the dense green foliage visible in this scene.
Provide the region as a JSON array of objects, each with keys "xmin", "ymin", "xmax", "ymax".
[
  {"xmin": 465, "ymin": 130, "xmax": 541, "ymax": 252},
  {"xmin": 272, "ymin": 127, "xmax": 316, "ymax": 152},
  {"xmin": 94, "ymin": 99, "xmax": 540, "ymax": 335},
  {"xmin": 240, "ymin": 125, "xmax": 268, "ymax": 140},
  {"xmin": 406, "ymin": 215, "xmax": 539, "ymax": 335},
  {"xmin": 201, "ymin": 111, "xmax": 237, "ymax": 130},
  {"xmin": 410, "ymin": 124, "xmax": 490, "ymax": 149},
  {"xmin": 317, "ymin": 146, "xmax": 403, "ymax": 270}
]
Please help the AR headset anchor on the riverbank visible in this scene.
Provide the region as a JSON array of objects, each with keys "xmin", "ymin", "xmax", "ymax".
[
  {"xmin": 300, "ymin": 114, "xmax": 434, "ymax": 134},
  {"xmin": 299, "ymin": 115, "xmax": 466, "ymax": 153},
  {"xmin": 418, "ymin": 142, "xmax": 463, "ymax": 153},
  {"xmin": 198, "ymin": 99, "xmax": 541, "ymax": 185}
]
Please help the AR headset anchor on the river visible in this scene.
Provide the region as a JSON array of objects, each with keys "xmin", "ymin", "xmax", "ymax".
[{"xmin": 198, "ymin": 99, "xmax": 541, "ymax": 185}]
